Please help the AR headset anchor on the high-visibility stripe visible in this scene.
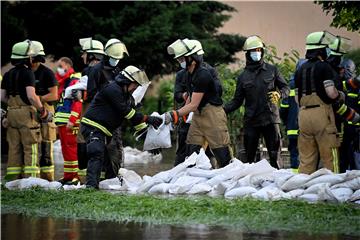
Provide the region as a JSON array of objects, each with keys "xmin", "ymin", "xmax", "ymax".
[
  {"xmin": 55, "ymin": 112, "xmax": 71, "ymax": 117},
  {"xmin": 6, "ymin": 167, "xmax": 22, "ymax": 174},
  {"xmin": 280, "ymin": 103, "xmax": 289, "ymax": 108},
  {"xmin": 289, "ymin": 89, "xmax": 296, "ymax": 97},
  {"xmin": 291, "ymin": 168, "xmax": 299, "ymax": 173},
  {"xmin": 64, "ymin": 168, "xmax": 79, "ymax": 173},
  {"xmin": 81, "ymin": 117, "xmax": 112, "ymax": 136},
  {"xmin": 78, "ymin": 169, "xmax": 87, "ymax": 176},
  {"xmin": 125, "ymin": 108, "xmax": 136, "ymax": 119},
  {"xmin": 40, "ymin": 165, "xmax": 54, "ymax": 172},
  {"xmin": 347, "ymin": 93, "xmax": 358, "ymax": 98},
  {"xmin": 336, "ymin": 104, "xmax": 347, "ymax": 115},
  {"xmin": 70, "ymin": 73, "xmax": 82, "ymax": 79},
  {"xmin": 342, "ymin": 81, "xmax": 347, "ymax": 92},
  {"xmin": 24, "ymin": 166, "xmax": 40, "ymax": 174},
  {"xmin": 71, "ymin": 111, "xmax": 80, "ymax": 117},
  {"xmin": 134, "ymin": 122, "xmax": 147, "ymax": 131},
  {"xmin": 287, "ymin": 130, "xmax": 298, "ymax": 136},
  {"xmin": 332, "ymin": 148, "xmax": 339, "ymax": 173},
  {"xmin": 347, "ymin": 121, "xmax": 360, "ymax": 126},
  {"xmin": 64, "ymin": 160, "xmax": 79, "ymax": 166},
  {"xmin": 30, "ymin": 143, "xmax": 39, "ymax": 177}
]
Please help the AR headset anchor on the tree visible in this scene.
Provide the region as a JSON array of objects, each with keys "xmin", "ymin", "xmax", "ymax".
[
  {"xmin": 315, "ymin": 1, "xmax": 360, "ymax": 32},
  {"xmin": 1, "ymin": 1, "xmax": 245, "ymax": 78}
]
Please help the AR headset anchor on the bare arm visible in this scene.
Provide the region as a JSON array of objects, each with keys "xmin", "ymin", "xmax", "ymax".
[
  {"xmin": 1, "ymin": 89, "xmax": 8, "ymax": 103},
  {"xmin": 26, "ymin": 86, "xmax": 43, "ymax": 110},
  {"xmin": 40, "ymin": 86, "xmax": 58, "ymax": 102},
  {"xmin": 177, "ymin": 92, "xmax": 204, "ymax": 117}
]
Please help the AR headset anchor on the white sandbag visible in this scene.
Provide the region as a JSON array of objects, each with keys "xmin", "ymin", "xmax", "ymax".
[
  {"xmin": 63, "ymin": 183, "xmax": 86, "ymax": 190},
  {"xmin": 273, "ymin": 169, "xmax": 295, "ymax": 188},
  {"xmin": 5, "ymin": 179, "xmax": 21, "ymax": 190},
  {"xmin": 206, "ymin": 166, "xmax": 244, "ymax": 187},
  {"xmin": 144, "ymin": 113, "xmax": 171, "ymax": 151},
  {"xmin": 304, "ymin": 183, "xmax": 330, "ymax": 194},
  {"xmin": 64, "ymin": 75, "xmax": 88, "ymax": 99},
  {"xmin": 281, "ymin": 174, "xmax": 311, "ymax": 191},
  {"xmin": 185, "ymin": 168, "xmax": 215, "ymax": 179},
  {"xmin": 194, "ymin": 149, "xmax": 212, "ymax": 170},
  {"xmin": 304, "ymin": 174, "xmax": 345, "ymax": 188},
  {"xmin": 298, "ymin": 193, "xmax": 319, "ymax": 203},
  {"xmin": 236, "ymin": 175, "xmax": 252, "ymax": 188},
  {"xmin": 118, "ymin": 168, "xmax": 142, "ymax": 188},
  {"xmin": 148, "ymin": 183, "xmax": 172, "ymax": 194},
  {"xmin": 132, "ymin": 82, "xmax": 150, "ymax": 105},
  {"xmin": 331, "ymin": 188, "xmax": 353, "ymax": 202},
  {"xmin": 331, "ymin": 177, "xmax": 360, "ymax": 190},
  {"xmin": 284, "ymin": 189, "xmax": 305, "ymax": 198},
  {"xmin": 187, "ymin": 182, "xmax": 212, "ymax": 195},
  {"xmin": 232, "ymin": 159, "xmax": 276, "ymax": 181},
  {"xmin": 99, "ymin": 177, "xmax": 124, "ymax": 190},
  {"xmin": 18, "ymin": 177, "xmax": 50, "ymax": 189},
  {"xmin": 212, "ymin": 181, "xmax": 236, "ymax": 195},
  {"xmin": 355, "ymin": 200, "xmax": 360, "ymax": 204},
  {"xmin": 224, "ymin": 186, "xmax": 257, "ymax": 198},
  {"xmin": 318, "ymin": 184, "xmax": 337, "ymax": 202},
  {"xmin": 343, "ymin": 170, "xmax": 360, "ymax": 181},
  {"xmin": 350, "ymin": 189, "xmax": 360, "ymax": 202},
  {"xmin": 251, "ymin": 185, "xmax": 285, "ymax": 201},
  {"xmin": 45, "ymin": 181, "xmax": 63, "ymax": 190},
  {"xmin": 136, "ymin": 177, "xmax": 163, "ymax": 193},
  {"xmin": 309, "ymin": 168, "xmax": 333, "ymax": 179},
  {"xmin": 250, "ymin": 172, "xmax": 275, "ymax": 188},
  {"xmin": 168, "ymin": 176, "xmax": 206, "ymax": 194}
]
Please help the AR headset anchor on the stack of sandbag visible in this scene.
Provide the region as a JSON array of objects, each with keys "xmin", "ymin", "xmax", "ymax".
[
  {"xmin": 5, "ymin": 177, "xmax": 62, "ymax": 190},
  {"xmin": 123, "ymin": 146, "xmax": 162, "ymax": 165}
]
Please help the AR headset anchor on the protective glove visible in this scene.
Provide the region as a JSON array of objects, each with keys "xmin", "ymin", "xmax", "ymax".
[
  {"xmin": 39, "ymin": 107, "xmax": 53, "ymax": 123},
  {"xmin": 145, "ymin": 116, "xmax": 163, "ymax": 129},
  {"xmin": 149, "ymin": 148, "xmax": 162, "ymax": 155},
  {"xmin": 268, "ymin": 91, "xmax": 281, "ymax": 104},
  {"xmin": 164, "ymin": 110, "xmax": 179, "ymax": 125}
]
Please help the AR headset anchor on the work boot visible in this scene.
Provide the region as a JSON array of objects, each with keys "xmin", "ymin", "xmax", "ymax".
[
  {"xmin": 269, "ymin": 151, "xmax": 280, "ymax": 169},
  {"xmin": 86, "ymin": 157, "xmax": 103, "ymax": 188},
  {"xmin": 212, "ymin": 146, "xmax": 232, "ymax": 168}
]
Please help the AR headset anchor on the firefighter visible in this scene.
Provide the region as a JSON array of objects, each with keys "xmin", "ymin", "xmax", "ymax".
[
  {"xmin": 80, "ymin": 66, "xmax": 163, "ymax": 188},
  {"xmin": 1, "ymin": 40, "xmax": 52, "ymax": 180},
  {"xmin": 165, "ymin": 39, "xmax": 232, "ymax": 168},
  {"xmin": 77, "ymin": 38, "xmax": 106, "ymax": 180},
  {"xmin": 224, "ymin": 36, "xmax": 289, "ymax": 169},
  {"xmin": 30, "ymin": 41, "xmax": 58, "ymax": 181},
  {"xmin": 294, "ymin": 31, "xmax": 360, "ymax": 174},
  {"xmin": 54, "ymin": 57, "xmax": 82, "ymax": 185},
  {"xmin": 168, "ymin": 39, "xmax": 222, "ymax": 166},
  {"xmin": 85, "ymin": 38, "xmax": 129, "ymax": 179}
]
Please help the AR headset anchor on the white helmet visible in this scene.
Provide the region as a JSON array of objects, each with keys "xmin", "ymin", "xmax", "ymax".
[
  {"xmin": 105, "ymin": 38, "xmax": 129, "ymax": 59},
  {"xmin": 167, "ymin": 38, "xmax": 204, "ymax": 59},
  {"xmin": 121, "ymin": 65, "xmax": 149, "ymax": 86},
  {"xmin": 31, "ymin": 41, "xmax": 45, "ymax": 56},
  {"xmin": 79, "ymin": 37, "xmax": 105, "ymax": 55}
]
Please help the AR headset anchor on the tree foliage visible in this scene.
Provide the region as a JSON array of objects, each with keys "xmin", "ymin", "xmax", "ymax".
[
  {"xmin": 1, "ymin": 1, "xmax": 245, "ymax": 78},
  {"xmin": 315, "ymin": 1, "xmax": 360, "ymax": 32}
]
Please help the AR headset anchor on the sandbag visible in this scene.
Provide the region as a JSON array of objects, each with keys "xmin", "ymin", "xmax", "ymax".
[
  {"xmin": 63, "ymin": 183, "xmax": 86, "ymax": 190},
  {"xmin": 144, "ymin": 113, "xmax": 171, "ymax": 151},
  {"xmin": 212, "ymin": 181, "xmax": 236, "ymax": 195},
  {"xmin": 148, "ymin": 183, "xmax": 172, "ymax": 194},
  {"xmin": 284, "ymin": 189, "xmax": 305, "ymax": 198},
  {"xmin": 169, "ymin": 176, "xmax": 206, "ymax": 194},
  {"xmin": 185, "ymin": 168, "xmax": 215, "ymax": 179},
  {"xmin": 5, "ymin": 179, "xmax": 21, "ymax": 190},
  {"xmin": 194, "ymin": 149, "xmax": 212, "ymax": 170},
  {"xmin": 187, "ymin": 182, "xmax": 212, "ymax": 195},
  {"xmin": 298, "ymin": 193, "xmax": 319, "ymax": 203},
  {"xmin": 224, "ymin": 186, "xmax": 257, "ymax": 199},
  {"xmin": 232, "ymin": 159, "xmax": 276, "ymax": 181},
  {"xmin": 136, "ymin": 177, "xmax": 163, "ymax": 193},
  {"xmin": 99, "ymin": 177, "xmax": 125, "ymax": 191},
  {"xmin": 350, "ymin": 189, "xmax": 360, "ymax": 202},
  {"xmin": 250, "ymin": 172, "xmax": 275, "ymax": 188},
  {"xmin": 118, "ymin": 168, "xmax": 142, "ymax": 188},
  {"xmin": 273, "ymin": 169, "xmax": 294, "ymax": 188},
  {"xmin": 281, "ymin": 174, "xmax": 311, "ymax": 191},
  {"xmin": 18, "ymin": 177, "xmax": 50, "ymax": 189},
  {"xmin": 331, "ymin": 188, "xmax": 353, "ymax": 203},
  {"xmin": 252, "ymin": 185, "xmax": 285, "ymax": 201},
  {"xmin": 45, "ymin": 181, "xmax": 63, "ymax": 190},
  {"xmin": 304, "ymin": 174, "xmax": 345, "ymax": 188},
  {"xmin": 331, "ymin": 177, "xmax": 360, "ymax": 190},
  {"xmin": 304, "ymin": 183, "xmax": 330, "ymax": 194}
]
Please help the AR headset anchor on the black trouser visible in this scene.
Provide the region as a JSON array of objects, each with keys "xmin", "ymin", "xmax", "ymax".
[
  {"xmin": 244, "ymin": 123, "xmax": 280, "ymax": 169},
  {"xmin": 288, "ymin": 137, "xmax": 299, "ymax": 169},
  {"xmin": 339, "ymin": 124, "xmax": 357, "ymax": 173},
  {"xmin": 174, "ymin": 122, "xmax": 190, "ymax": 166},
  {"xmin": 81, "ymin": 124, "xmax": 118, "ymax": 188}
]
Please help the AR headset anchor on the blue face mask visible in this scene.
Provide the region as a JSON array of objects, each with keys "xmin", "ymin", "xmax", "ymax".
[
  {"xmin": 250, "ymin": 51, "xmax": 262, "ymax": 62},
  {"xmin": 180, "ymin": 61, "xmax": 186, "ymax": 69},
  {"xmin": 109, "ymin": 58, "xmax": 119, "ymax": 67}
]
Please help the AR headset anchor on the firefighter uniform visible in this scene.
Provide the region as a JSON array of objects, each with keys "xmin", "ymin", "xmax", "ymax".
[
  {"xmin": 55, "ymin": 72, "xmax": 82, "ymax": 183},
  {"xmin": 81, "ymin": 66, "xmax": 162, "ymax": 188},
  {"xmin": 2, "ymin": 50, "xmax": 41, "ymax": 179},
  {"xmin": 34, "ymin": 63, "xmax": 58, "ymax": 181}
]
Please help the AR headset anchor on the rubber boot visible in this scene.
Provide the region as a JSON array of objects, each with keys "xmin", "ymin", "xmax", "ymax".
[
  {"xmin": 212, "ymin": 146, "xmax": 232, "ymax": 168},
  {"xmin": 77, "ymin": 142, "xmax": 88, "ymax": 184}
]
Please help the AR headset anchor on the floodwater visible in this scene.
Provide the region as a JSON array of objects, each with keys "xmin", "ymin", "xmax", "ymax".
[{"xmin": 2, "ymin": 214, "xmax": 359, "ymax": 240}]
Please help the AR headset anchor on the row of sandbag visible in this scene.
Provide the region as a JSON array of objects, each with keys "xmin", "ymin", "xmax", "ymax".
[
  {"xmin": 99, "ymin": 149, "xmax": 360, "ymax": 203},
  {"xmin": 4, "ymin": 177, "xmax": 86, "ymax": 191}
]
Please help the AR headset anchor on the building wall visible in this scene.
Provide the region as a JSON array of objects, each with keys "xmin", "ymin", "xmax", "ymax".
[{"xmin": 219, "ymin": 1, "xmax": 360, "ymax": 60}]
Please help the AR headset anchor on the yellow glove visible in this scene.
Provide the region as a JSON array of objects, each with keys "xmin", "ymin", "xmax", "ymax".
[{"xmin": 268, "ymin": 91, "xmax": 281, "ymax": 104}]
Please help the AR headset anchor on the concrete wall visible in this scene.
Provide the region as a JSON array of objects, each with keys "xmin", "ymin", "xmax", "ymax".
[{"xmin": 219, "ymin": 1, "xmax": 360, "ymax": 61}]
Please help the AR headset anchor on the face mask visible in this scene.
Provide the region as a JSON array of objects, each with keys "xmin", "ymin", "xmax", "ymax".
[
  {"xmin": 57, "ymin": 67, "xmax": 66, "ymax": 76},
  {"xmin": 109, "ymin": 58, "xmax": 119, "ymax": 67},
  {"xmin": 250, "ymin": 51, "xmax": 262, "ymax": 62},
  {"xmin": 180, "ymin": 61, "xmax": 186, "ymax": 69}
]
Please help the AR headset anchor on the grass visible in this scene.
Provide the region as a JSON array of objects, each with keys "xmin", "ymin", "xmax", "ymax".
[{"xmin": 1, "ymin": 188, "xmax": 360, "ymax": 235}]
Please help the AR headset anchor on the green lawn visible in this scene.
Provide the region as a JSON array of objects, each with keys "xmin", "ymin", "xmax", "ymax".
[{"xmin": 1, "ymin": 188, "xmax": 359, "ymax": 235}]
